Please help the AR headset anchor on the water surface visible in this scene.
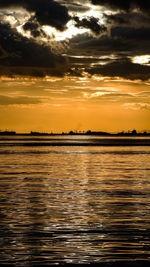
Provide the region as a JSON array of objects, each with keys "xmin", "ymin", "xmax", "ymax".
[{"xmin": 0, "ymin": 136, "xmax": 150, "ymax": 266}]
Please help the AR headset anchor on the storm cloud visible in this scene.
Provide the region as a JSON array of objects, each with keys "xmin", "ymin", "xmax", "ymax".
[
  {"xmin": 104, "ymin": 12, "xmax": 150, "ymax": 28},
  {"xmin": 23, "ymin": 17, "xmax": 47, "ymax": 38},
  {"xmin": 74, "ymin": 16, "xmax": 107, "ymax": 36},
  {"xmin": 0, "ymin": 22, "xmax": 67, "ymax": 77},
  {"xmin": 68, "ymin": 23, "xmax": 150, "ymax": 80},
  {"xmin": 91, "ymin": 0, "xmax": 150, "ymax": 14},
  {"xmin": 0, "ymin": 0, "xmax": 70, "ymax": 30},
  {"xmin": 1, "ymin": 0, "xmax": 150, "ymax": 81},
  {"xmin": 61, "ymin": 1, "xmax": 90, "ymax": 13},
  {"xmin": 86, "ymin": 58, "xmax": 150, "ymax": 81}
]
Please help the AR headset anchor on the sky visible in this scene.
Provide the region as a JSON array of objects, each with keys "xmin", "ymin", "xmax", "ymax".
[{"xmin": 0, "ymin": 0, "xmax": 150, "ymax": 133}]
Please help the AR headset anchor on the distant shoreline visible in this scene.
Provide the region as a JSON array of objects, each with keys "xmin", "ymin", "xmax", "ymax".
[{"xmin": 0, "ymin": 132, "xmax": 150, "ymax": 137}]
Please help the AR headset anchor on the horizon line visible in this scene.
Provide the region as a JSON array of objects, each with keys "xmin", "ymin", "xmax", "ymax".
[{"xmin": 0, "ymin": 129, "xmax": 150, "ymax": 135}]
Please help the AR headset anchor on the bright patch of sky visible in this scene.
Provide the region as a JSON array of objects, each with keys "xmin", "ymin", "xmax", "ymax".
[
  {"xmin": 43, "ymin": 20, "xmax": 88, "ymax": 41},
  {"xmin": 132, "ymin": 55, "xmax": 150, "ymax": 65},
  {"xmin": 1, "ymin": 3, "xmax": 105, "ymax": 42}
]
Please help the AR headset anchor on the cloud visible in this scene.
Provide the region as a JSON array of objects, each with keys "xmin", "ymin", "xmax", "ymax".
[
  {"xmin": 0, "ymin": 0, "xmax": 70, "ymax": 31},
  {"xmin": 67, "ymin": 11, "xmax": 150, "ymax": 80},
  {"xmin": 74, "ymin": 16, "xmax": 107, "ymax": 36},
  {"xmin": 91, "ymin": 0, "xmax": 131, "ymax": 11},
  {"xmin": 86, "ymin": 58, "xmax": 150, "ymax": 80},
  {"xmin": 82, "ymin": 90, "xmax": 136, "ymax": 103},
  {"xmin": 111, "ymin": 26, "xmax": 150, "ymax": 40},
  {"xmin": 0, "ymin": 95, "xmax": 41, "ymax": 105},
  {"xmin": 123, "ymin": 102, "xmax": 150, "ymax": 110},
  {"xmin": 22, "ymin": 17, "xmax": 47, "ymax": 38},
  {"xmin": 1, "ymin": 0, "xmax": 150, "ymax": 82},
  {"xmin": 104, "ymin": 12, "xmax": 150, "ymax": 28},
  {"xmin": 69, "ymin": 21, "xmax": 150, "ymax": 58},
  {"xmin": 91, "ymin": 0, "xmax": 150, "ymax": 14},
  {"xmin": 0, "ymin": 22, "xmax": 67, "ymax": 77},
  {"xmin": 61, "ymin": 1, "xmax": 91, "ymax": 13}
]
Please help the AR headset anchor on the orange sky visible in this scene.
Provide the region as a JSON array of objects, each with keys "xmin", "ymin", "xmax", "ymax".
[
  {"xmin": 0, "ymin": 0, "xmax": 150, "ymax": 133},
  {"xmin": 0, "ymin": 76, "xmax": 150, "ymax": 133}
]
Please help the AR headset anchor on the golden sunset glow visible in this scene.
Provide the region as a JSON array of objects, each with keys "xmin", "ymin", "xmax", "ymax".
[
  {"xmin": 0, "ymin": 75, "xmax": 149, "ymax": 133},
  {"xmin": 1, "ymin": 2, "xmax": 150, "ymax": 265},
  {"xmin": 0, "ymin": 0, "xmax": 150, "ymax": 133},
  {"xmin": 132, "ymin": 55, "xmax": 150, "ymax": 65}
]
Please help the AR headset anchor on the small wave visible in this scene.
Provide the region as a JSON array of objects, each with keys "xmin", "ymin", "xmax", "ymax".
[{"xmin": 0, "ymin": 150, "xmax": 150, "ymax": 155}]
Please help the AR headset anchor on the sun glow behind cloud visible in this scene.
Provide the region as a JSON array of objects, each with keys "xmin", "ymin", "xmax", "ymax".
[
  {"xmin": 1, "ymin": 3, "xmax": 105, "ymax": 44},
  {"xmin": 43, "ymin": 20, "xmax": 88, "ymax": 41},
  {"xmin": 0, "ymin": 0, "xmax": 150, "ymax": 132},
  {"xmin": 132, "ymin": 55, "xmax": 150, "ymax": 65},
  {"xmin": 43, "ymin": 3, "xmax": 105, "ymax": 41},
  {"xmin": 77, "ymin": 3, "xmax": 103, "ymax": 20}
]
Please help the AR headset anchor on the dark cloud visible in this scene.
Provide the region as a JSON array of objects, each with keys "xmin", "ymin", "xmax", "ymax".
[
  {"xmin": 86, "ymin": 58, "xmax": 150, "ymax": 81},
  {"xmin": 91, "ymin": 0, "xmax": 131, "ymax": 11},
  {"xmin": 0, "ymin": 22, "xmax": 67, "ymax": 77},
  {"xmin": 0, "ymin": 95, "xmax": 41, "ymax": 105},
  {"xmin": 104, "ymin": 12, "xmax": 150, "ymax": 28},
  {"xmin": 136, "ymin": 1, "xmax": 150, "ymax": 16},
  {"xmin": 1, "ymin": 0, "xmax": 150, "ymax": 82},
  {"xmin": 23, "ymin": 17, "xmax": 47, "ymax": 38},
  {"xmin": 69, "ymin": 33, "xmax": 135, "ymax": 57},
  {"xmin": 91, "ymin": 0, "xmax": 150, "ymax": 13},
  {"xmin": 0, "ymin": 0, "xmax": 70, "ymax": 31},
  {"xmin": 70, "ymin": 21, "xmax": 150, "ymax": 57},
  {"xmin": 68, "ymin": 55, "xmax": 110, "ymax": 66},
  {"xmin": 74, "ymin": 16, "xmax": 107, "ymax": 36},
  {"xmin": 68, "ymin": 25, "xmax": 150, "ymax": 80},
  {"xmin": 61, "ymin": 1, "xmax": 90, "ymax": 13},
  {"xmin": 23, "ymin": 20, "xmax": 39, "ymax": 32},
  {"xmin": 111, "ymin": 26, "xmax": 150, "ymax": 40}
]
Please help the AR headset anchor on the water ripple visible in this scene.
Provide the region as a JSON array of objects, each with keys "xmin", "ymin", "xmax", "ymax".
[{"xmin": 0, "ymin": 138, "xmax": 150, "ymax": 265}]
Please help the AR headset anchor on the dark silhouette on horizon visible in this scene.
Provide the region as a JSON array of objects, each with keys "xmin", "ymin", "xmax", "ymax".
[{"xmin": 0, "ymin": 129, "xmax": 150, "ymax": 136}]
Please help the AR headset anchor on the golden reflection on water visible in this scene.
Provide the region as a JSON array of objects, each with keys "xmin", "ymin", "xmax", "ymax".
[{"xmin": 0, "ymin": 143, "xmax": 150, "ymax": 265}]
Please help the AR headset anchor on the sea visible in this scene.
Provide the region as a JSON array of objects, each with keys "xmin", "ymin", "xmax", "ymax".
[{"xmin": 0, "ymin": 135, "xmax": 150, "ymax": 266}]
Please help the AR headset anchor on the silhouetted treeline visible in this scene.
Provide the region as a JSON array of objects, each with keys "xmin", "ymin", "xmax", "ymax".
[
  {"xmin": 0, "ymin": 129, "xmax": 150, "ymax": 136},
  {"xmin": 67, "ymin": 129, "xmax": 150, "ymax": 136},
  {"xmin": 0, "ymin": 130, "xmax": 16, "ymax": 135}
]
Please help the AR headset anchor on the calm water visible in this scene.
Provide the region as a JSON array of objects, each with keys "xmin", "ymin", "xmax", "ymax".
[{"xmin": 0, "ymin": 136, "xmax": 150, "ymax": 266}]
